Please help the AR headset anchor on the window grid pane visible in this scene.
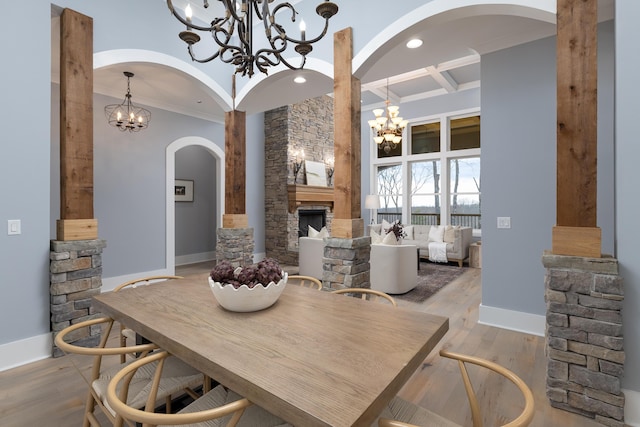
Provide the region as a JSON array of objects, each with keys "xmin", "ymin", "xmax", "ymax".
[
  {"xmin": 450, "ymin": 116, "xmax": 480, "ymax": 150},
  {"xmin": 411, "ymin": 122, "xmax": 441, "ymax": 154},
  {"xmin": 410, "ymin": 161, "xmax": 441, "ymax": 225},
  {"xmin": 376, "ymin": 164, "xmax": 403, "ymax": 223},
  {"xmin": 449, "ymin": 157, "xmax": 481, "ymax": 229}
]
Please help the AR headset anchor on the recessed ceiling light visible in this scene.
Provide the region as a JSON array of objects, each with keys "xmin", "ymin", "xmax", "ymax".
[
  {"xmin": 294, "ymin": 76, "xmax": 306, "ymax": 84},
  {"xmin": 406, "ymin": 38, "xmax": 423, "ymax": 49}
]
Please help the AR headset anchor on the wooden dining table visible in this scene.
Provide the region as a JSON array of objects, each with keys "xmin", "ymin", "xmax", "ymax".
[{"xmin": 93, "ymin": 274, "xmax": 449, "ymax": 427}]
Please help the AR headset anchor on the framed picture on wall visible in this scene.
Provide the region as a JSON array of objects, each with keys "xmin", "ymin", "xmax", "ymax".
[
  {"xmin": 175, "ymin": 179, "xmax": 194, "ymax": 202},
  {"xmin": 305, "ymin": 160, "xmax": 328, "ymax": 186}
]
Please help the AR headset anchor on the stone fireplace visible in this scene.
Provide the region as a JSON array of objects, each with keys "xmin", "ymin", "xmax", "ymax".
[{"xmin": 264, "ymin": 95, "xmax": 334, "ymax": 264}]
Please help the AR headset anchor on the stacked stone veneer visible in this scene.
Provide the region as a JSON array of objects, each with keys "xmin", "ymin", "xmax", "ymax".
[
  {"xmin": 543, "ymin": 252, "xmax": 625, "ymax": 427},
  {"xmin": 217, "ymin": 228, "xmax": 254, "ymax": 267},
  {"xmin": 323, "ymin": 237, "xmax": 371, "ymax": 290},
  {"xmin": 50, "ymin": 239, "xmax": 106, "ymax": 357},
  {"xmin": 264, "ymin": 95, "xmax": 334, "ymax": 264}
]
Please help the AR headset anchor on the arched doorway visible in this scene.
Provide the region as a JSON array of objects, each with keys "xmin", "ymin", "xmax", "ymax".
[{"xmin": 166, "ymin": 137, "xmax": 225, "ymax": 273}]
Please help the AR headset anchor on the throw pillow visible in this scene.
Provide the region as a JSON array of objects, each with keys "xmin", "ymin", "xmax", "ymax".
[
  {"xmin": 428, "ymin": 225, "xmax": 445, "ymax": 243},
  {"xmin": 382, "ymin": 231, "xmax": 398, "ymax": 245},
  {"xmin": 403, "ymin": 225, "xmax": 414, "ymax": 240},
  {"xmin": 317, "ymin": 226, "xmax": 330, "ymax": 239},
  {"xmin": 370, "ymin": 229, "xmax": 383, "ymax": 244},
  {"xmin": 308, "ymin": 225, "xmax": 320, "ymax": 238},
  {"xmin": 443, "ymin": 225, "xmax": 459, "ymax": 244},
  {"xmin": 381, "ymin": 219, "xmax": 393, "ymax": 234},
  {"xmin": 308, "ymin": 226, "xmax": 329, "ymax": 239}
]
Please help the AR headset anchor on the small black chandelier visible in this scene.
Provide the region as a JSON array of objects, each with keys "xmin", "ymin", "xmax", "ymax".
[
  {"xmin": 104, "ymin": 72, "xmax": 151, "ymax": 132},
  {"xmin": 166, "ymin": 0, "xmax": 339, "ymax": 77}
]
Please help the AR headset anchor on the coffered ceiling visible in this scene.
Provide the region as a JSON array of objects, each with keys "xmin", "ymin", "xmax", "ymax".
[{"xmin": 52, "ymin": 1, "xmax": 614, "ymax": 124}]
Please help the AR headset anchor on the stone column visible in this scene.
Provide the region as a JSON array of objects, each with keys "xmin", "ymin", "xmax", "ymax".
[
  {"xmin": 543, "ymin": 252, "xmax": 625, "ymax": 426},
  {"xmin": 50, "ymin": 239, "xmax": 106, "ymax": 357},
  {"xmin": 323, "ymin": 236, "xmax": 370, "ymax": 290},
  {"xmin": 217, "ymin": 228, "xmax": 254, "ymax": 267}
]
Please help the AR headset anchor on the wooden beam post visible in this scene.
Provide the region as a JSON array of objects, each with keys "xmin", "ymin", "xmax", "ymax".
[
  {"xmin": 332, "ymin": 27, "xmax": 363, "ymax": 238},
  {"xmin": 223, "ymin": 110, "xmax": 248, "ymax": 228},
  {"xmin": 553, "ymin": 0, "xmax": 601, "ymax": 257},
  {"xmin": 57, "ymin": 8, "xmax": 97, "ymax": 241}
]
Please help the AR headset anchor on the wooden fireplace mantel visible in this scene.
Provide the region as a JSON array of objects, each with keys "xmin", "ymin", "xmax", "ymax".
[{"xmin": 287, "ymin": 185, "xmax": 334, "ymax": 213}]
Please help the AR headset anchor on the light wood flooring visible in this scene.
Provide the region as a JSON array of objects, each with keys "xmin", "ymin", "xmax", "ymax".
[{"xmin": 0, "ymin": 261, "xmax": 602, "ymax": 426}]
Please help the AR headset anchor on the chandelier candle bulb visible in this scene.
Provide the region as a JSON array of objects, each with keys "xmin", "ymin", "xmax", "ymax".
[
  {"xmin": 300, "ymin": 20, "xmax": 306, "ymax": 41},
  {"xmin": 185, "ymin": 4, "xmax": 192, "ymax": 24}
]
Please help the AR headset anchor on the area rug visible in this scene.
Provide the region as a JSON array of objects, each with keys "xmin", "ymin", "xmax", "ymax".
[{"xmin": 394, "ymin": 262, "xmax": 467, "ymax": 303}]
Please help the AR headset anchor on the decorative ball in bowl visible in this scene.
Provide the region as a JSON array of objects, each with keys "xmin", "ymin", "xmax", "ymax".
[{"xmin": 208, "ymin": 258, "xmax": 288, "ymax": 312}]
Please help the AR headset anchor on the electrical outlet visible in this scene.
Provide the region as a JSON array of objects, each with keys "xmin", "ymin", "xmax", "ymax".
[
  {"xmin": 8, "ymin": 219, "xmax": 21, "ymax": 235},
  {"xmin": 497, "ymin": 217, "xmax": 511, "ymax": 229}
]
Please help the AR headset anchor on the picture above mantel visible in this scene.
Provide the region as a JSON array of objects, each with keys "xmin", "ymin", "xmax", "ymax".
[{"xmin": 287, "ymin": 184, "xmax": 334, "ymax": 214}]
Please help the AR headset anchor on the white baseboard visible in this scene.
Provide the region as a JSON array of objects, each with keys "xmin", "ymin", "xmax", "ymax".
[
  {"xmin": 478, "ymin": 304, "xmax": 545, "ymax": 337},
  {"xmin": 623, "ymin": 388, "xmax": 640, "ymax": 426},
  {"xmin": 175, "ymin": 251, "xmax": 216, "ymax": 267},
  {"xmin": 0, "ymin": 332, "xmax": 52, "ymax": 372}
]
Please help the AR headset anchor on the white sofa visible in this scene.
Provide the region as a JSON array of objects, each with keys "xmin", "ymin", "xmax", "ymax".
[
  {"xmin": 298, "ymin": 237, "xmax": 325, "ymax": 280},
  {"xmin": 369, "ymin": 224, "xmax": 472, "ymax": 267},
  {"xmin": 370, "ymin": 243, "xmax": 418, "ymax": 294}
]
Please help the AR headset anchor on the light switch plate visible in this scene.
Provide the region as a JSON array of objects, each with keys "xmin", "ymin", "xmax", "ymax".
[
  {"xmin": 8, "ymin": 219, "xmax": 21, "ymax": 235},
  {"xmin": 497, "ymin": 217, "xmax": 511, "ymax": 229}
]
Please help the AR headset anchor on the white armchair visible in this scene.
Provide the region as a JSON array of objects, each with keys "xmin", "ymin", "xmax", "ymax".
[
  {"xmin": 370, "ymin": 244, "xmax": 418, "ymax": 294},
  {"xmin": 299, "ymin": 237, "xmax": 325, "ymax": 280}
]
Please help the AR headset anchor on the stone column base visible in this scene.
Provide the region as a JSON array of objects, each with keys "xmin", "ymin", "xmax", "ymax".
[
  {"xmin": 217, "ymin": 227, "xmax": 254, "ymax": 267},
  {"xmin": 543, "ymin": 251, "xmax": 625, "ymax": 426},
  {"xmin": 323, "ymin": 236, "xmax": 371, "ymax": 290},
  {"xmin": 50, "ymin": 239, "xmax": 106, "ymax": 357}
]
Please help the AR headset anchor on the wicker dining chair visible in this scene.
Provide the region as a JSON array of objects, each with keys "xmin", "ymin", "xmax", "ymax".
[
  {"xmin": 287, "ymin": 275, "xmax": 323, "ymax": 290},
  {"xmin": 106, "ymin": 350, "xmax": 291, "ymax": 427},
  {"xmin": 331, "ymin": 288, "xmax": 397, "ymax": 307},
  {"xmin": 113, "ymin": 275, "xmax": 183, "ymax": 363},
  {"xmin": 54, "ymin": 317, "xmax": 204, "ymax": 427},
  {"xmin": 377, "ymin": 350, "xmax": 535, "ymax": 427}
]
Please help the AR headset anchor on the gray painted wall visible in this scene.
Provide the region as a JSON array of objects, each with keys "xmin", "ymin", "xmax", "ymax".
[
  {"xmin": 480, "ymin": 23, "xmax": 615, "ymax": 317},
  {"xmin": 0, "ymin": 2, "xmax": 51, "ymax": 345},
  {"xmin": 175, "ymin": 146, "xmax": 217, "ymax": 258},
  {"xmin": 616, "ymin": 0, "xmax": 640, "ymax": 392}
]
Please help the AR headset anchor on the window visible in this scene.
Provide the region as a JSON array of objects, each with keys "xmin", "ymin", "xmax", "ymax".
[
  {"xmin": 376, "ymin": 164, "xmax": 403, "ymax": 223},
  {"xmin": 451, "ymin": 116, "xmax": 480, "ymax": 150},
  {"xmin": 449, "ymin": 157, "xmax": 481, "ymax": 229},
  {"xmin": 411, "ymin": 122, "xmax": 441, "ymax": 154},
  {"xmin": 371, "ymin": 111, "xmax": 481, "ymax": 231},
  {"xmin": 410, "ymin": 161, "xmax": 441, "ymax": 225}
]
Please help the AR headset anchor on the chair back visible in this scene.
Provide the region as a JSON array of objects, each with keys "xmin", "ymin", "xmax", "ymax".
[
  {"xmin": 107, "ymin": 350, "xmax": 253, "ymax": 427},
  {"xmin": 288, "ymin": 275, "xmax": 323, "ymax": 290},
  {"xmin": 113, "ymin": 275, "xmax": 183, "ymax": 292},
  {"xmin": 331, "ymin": 288, "xmax": 397, "ymax": 307},
  {"xmin": 378, "ymin": 349, "xmax": 534, "ymax": 427},
  {"xmin": 439, "ymin": 350, "xmax": 534, "ymax": 427}
]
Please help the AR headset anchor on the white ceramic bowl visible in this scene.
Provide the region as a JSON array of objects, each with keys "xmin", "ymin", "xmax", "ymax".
[{"xmin": 208, "ymin": 272, "xmax": 288, "ymax": 312}]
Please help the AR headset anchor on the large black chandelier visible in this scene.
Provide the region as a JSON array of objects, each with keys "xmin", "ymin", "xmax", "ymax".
[
  {"xmin": 166, "ymin": 0, "xmax": 339, "ymax": 77},
  {"xmin": 104, "ymin": 72, "xmax": 151, "ymax": 132}
]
